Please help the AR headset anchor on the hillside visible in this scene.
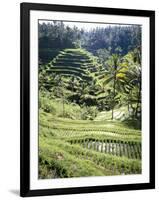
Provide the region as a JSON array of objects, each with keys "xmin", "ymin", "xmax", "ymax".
[
  {"xmin": 39, "ymin": 48, "xmax": 109, "ymax": 107},
  {"xmin": 40, "ymin": 48, "xmax": 100, "ymax": 82},
  {"xmin": 39, "ymin": 110, "xmax": 141, "ymax": 179},
  {"xmin": 38, "ymin": 48, "xmax": 142, "ymax": 178}
]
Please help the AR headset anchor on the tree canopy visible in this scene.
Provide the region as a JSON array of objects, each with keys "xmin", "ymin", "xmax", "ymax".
[{"xmin": 39, "ymin": 21, "xmax": 141, "ymax": 64}]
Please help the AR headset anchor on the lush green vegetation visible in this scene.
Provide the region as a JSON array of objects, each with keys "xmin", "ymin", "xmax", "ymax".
[
  {"xmin": 38, "ymin": 21, "xmax": 142, "ymax": 179},
  {"xmin": 39, "ymin": 110, "xmax": 141, "ymax": 178},
  {"xmin": 39, "ymin": 22, "xmax": 141, "ymax": 64}
]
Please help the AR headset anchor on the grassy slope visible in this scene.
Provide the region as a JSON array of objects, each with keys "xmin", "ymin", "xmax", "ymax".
[{"xmin": 39, "ymin": 109, "xmax": 141, "ymax": 179}]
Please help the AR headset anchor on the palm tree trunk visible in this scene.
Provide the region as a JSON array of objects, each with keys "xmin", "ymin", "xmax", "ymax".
[
  {"xmin": 112, "ymin": 72, "xmax": 116, "ymax": 120},
  {"xmin": 62, "ymin": 94, "xmax": 65, "ymax": 117},
  {"xmin": 111, "ymin": 108, "xmax": 114, "ymax": 120},
  {"xmin": 135, "ymin": 82, "xmax": 141, "ymax": 118}
]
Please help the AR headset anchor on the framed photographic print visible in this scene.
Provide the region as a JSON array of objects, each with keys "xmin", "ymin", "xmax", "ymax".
[{"xmin": 20, "ymin": 2, "xmax": 155, "ymax": 197}]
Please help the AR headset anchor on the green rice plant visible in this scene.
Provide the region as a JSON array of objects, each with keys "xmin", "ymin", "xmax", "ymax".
[{"xmin": 40, "ymin": 136, "xmax": 141, "ymax": 176}]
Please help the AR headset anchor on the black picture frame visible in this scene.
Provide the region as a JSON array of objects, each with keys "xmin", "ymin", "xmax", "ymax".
[{"xmin": 20, "ymin": 2, "xmax": 155, "ymax": 197}]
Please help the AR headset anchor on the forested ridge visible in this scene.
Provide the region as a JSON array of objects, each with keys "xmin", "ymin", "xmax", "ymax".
[{"xmin": 39, "ymin": 21, "xmax": 141, "ymax": 64}]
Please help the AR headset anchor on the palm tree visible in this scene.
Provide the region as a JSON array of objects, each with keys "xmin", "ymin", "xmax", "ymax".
[
  {"xmin": 125, "ymin": 65, "xmax": 141, "ymax": 118},
  {"xmin": 102, "ymin": 54, "xmax": 122, "ymax": 119},
  {"xmin": 124, "ymin": 48, "xmax": 141, "ymax": 118}
]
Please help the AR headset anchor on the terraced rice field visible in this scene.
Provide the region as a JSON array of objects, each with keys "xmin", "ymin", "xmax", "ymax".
[
  {"xmin": 39, "ymin": 48, "xmax": 103, "ymax": 89},
  {"xmin": 38, "ymin": 48, "xmax": 142, "ymax": 179},
  {"xmin": 39, "ymin": 111, "xmax": 142, "ymax": 179}
]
